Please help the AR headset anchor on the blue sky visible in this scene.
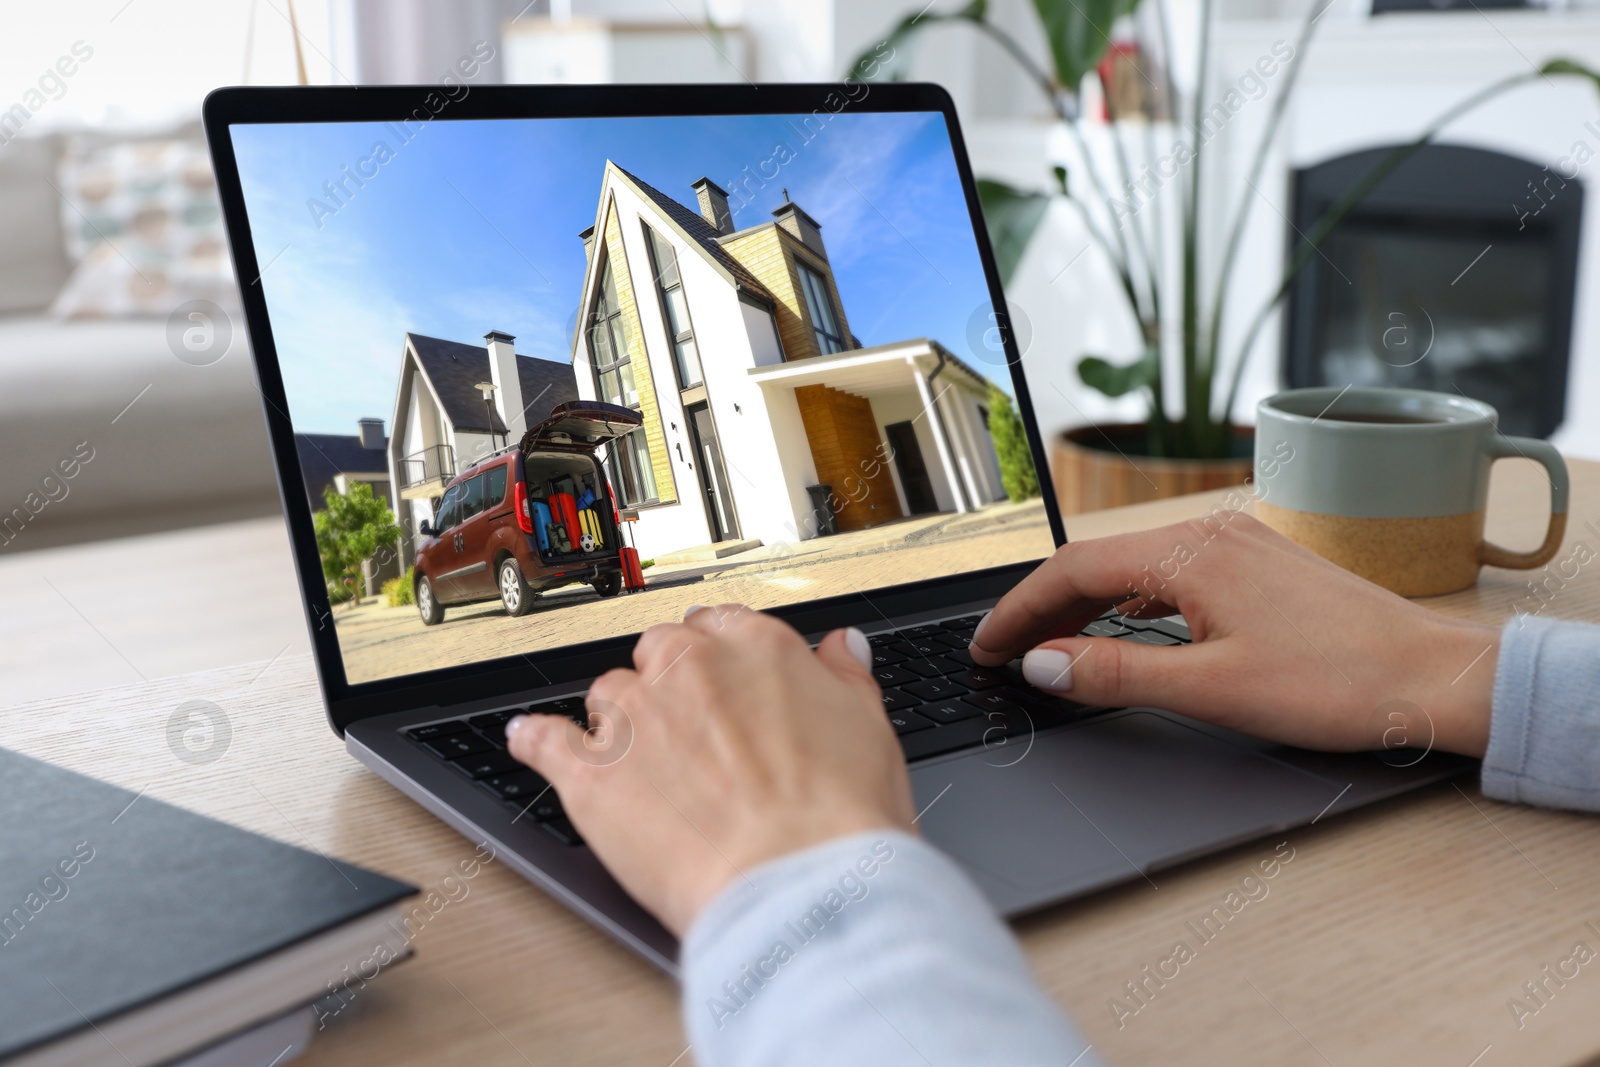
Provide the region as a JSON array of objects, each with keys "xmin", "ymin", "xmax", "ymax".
[{"xmin": 230, "ymin": 111, "xmax": 1007, "ymax": 436}]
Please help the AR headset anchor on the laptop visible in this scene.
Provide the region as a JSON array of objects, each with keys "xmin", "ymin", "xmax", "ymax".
[{"xmin": 203, "ymin": 82, "xmax": 1471, "ymax": 973}]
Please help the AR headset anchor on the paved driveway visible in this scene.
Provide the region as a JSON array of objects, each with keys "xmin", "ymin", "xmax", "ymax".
[{"xmin": 335, "ymin": 500, "xmax": 1052, "ymax": 684}]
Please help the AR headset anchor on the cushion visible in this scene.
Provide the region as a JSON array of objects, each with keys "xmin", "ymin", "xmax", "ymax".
[{"xmin": 49, "ymin": 134, "xmax": 236, "ymax": 319}]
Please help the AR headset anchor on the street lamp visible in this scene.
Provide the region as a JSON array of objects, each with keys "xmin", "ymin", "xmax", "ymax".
[{"xmin": 474, "ymin": 381, "xmax": 502, "ymax": 448}]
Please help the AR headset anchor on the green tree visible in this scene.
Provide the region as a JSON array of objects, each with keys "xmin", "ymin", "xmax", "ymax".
[
  {"xmin": 987, "ymin": 383, "xmax": 1039, "ymax": 503},
  {"xmin": 313, "ymin": 482, "xmax": 400, "ymax": 608}
]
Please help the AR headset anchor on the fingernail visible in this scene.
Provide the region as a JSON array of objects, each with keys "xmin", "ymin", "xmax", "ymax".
[
  {"xmin": 504, "ymin": 714, "xmax": 528, "ymax": 742},
  {"xmin": 1022, "ymin": 649, "xmax": 1074, "ymax": 692},
  {"xmin": 969, "ymin": 610, "xmax": 994, "ymax": 650},
  {"xmin": 844, "ymin": 626, "xmax": 872, "ymax": 670},
  {"xmin": 684, "ymin": 604, "xmax": 706, "ymax": 619}
]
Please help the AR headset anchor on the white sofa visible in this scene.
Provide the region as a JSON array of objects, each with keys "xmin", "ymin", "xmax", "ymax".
[
  {"xmin": 0, "ymin": 314, "xmax": 280, "ymax": 551},
  {"xmin": 0, "ymin": 130, "xmax": 279, "ymax": 553}
]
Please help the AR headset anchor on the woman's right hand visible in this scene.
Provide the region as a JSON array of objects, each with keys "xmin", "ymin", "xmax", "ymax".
[{"xmin": 970, "ymin": 513, "xmax": 1499, "ymax": 757}]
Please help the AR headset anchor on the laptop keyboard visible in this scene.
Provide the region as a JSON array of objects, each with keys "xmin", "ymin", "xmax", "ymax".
[{"xmin": 401, "ymin": 608, "xmax": 1191, "ymax": 847}]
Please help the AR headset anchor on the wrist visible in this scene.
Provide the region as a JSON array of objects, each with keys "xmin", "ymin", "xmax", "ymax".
[
  {"xmin": 1421, "ymin": 618, "xmax": 1499, "ymax": 758},
  {"xmin": 667, "ymin": 811, "xmax": 911, "ymax": 937}
]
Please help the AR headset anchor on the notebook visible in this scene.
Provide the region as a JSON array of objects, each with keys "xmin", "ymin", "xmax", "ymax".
[{"xmin": 0, "ymin": 748, "xmax": 417, "ymax": 1066}]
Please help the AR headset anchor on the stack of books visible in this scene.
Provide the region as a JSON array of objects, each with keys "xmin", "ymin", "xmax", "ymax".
[{"xmin": 0, "ymin": 749, "xmax": 417, "ymax": 1067}]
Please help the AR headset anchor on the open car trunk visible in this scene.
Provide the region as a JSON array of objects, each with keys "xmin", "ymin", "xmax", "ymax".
[
  {"xmin": 521, "ymin": 451, "xmax": 619, "ymax": 562},
  {"xmin": 518, "ymin": 401, "xmax": 636, "ymax": 564}
]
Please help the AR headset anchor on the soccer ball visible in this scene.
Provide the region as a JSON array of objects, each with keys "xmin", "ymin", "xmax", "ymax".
[{"xmin": 579, "ymin": 532, "xmax": 596, "ymax": 552}]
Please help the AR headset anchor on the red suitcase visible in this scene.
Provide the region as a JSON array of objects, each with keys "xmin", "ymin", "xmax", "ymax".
[
  {"xmin": 620, "ymin": 546, "xmax": 646, "ymax": 591},
  {"xmin": 550, "ymin": 491, "xmax": 580, "ymax": 551}
]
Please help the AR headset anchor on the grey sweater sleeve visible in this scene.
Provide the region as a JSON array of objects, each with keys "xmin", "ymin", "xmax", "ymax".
[
  {"xmin": 1483, "ymin": 615, "xmax": 1600, "ymax": 811},
  {"xmin": 680, "ymin": 830, "xmax": 1097, "ymax": 1067}
]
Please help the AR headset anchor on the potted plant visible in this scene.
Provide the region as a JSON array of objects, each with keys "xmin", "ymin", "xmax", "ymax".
[{"xmin": 857, "ymin": 0, "xmax": 1598, "ymax": 512}]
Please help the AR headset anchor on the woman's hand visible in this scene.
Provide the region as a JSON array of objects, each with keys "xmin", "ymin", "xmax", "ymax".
[
  {"xmin": 971, "ymin": 513, "xmax": 1499, "ymax": 758},
  {"xmin": 506, "ymin": 605, "xmax": 914, "ymax": 938}
]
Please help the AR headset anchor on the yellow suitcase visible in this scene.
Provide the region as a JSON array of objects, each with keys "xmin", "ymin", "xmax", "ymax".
[{"xmin": 579, "ymin": 508, "xmax": 605, "ymax": 550}]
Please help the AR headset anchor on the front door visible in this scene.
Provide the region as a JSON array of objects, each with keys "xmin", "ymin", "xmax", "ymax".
[
  {"xmin": 686, "ymin": 402, "xmax": 737, "ymax": 543},
  {"xmin": 885, "ymin": 421, "xmax": 939, "ymax": 514}
]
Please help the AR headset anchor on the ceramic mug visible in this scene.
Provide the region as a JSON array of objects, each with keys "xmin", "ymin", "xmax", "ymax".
[{"xmin": 1253, "ymin": 387, "xmax": 1569, "ymax": 597}]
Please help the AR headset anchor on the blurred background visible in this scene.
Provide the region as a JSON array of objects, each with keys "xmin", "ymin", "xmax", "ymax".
[{"xmin": 4, "ymin": 0, "xmax": 1600, "ymax": 696}]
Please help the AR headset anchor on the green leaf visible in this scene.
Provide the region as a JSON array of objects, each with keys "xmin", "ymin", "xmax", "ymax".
[
  {"xmin": 1542, "ymin": 58, "xmax": 1600, "ymax": 92},
  {"xmin": 1031, "ymin": 0, "xmax": 1143, "ymax": 93},
  {"xmin": 843, "ymin": 1, "xmax": 989, "ymax": 81},
  {"xmin": 976, "ymin": 179, "xmax": 1051, "ymax": 284},
  {"xmin": 1051, "ymin": 164, "xmax": 1069, "ymax": 196},
  {"xmin": 1077, "ymin": 350, "xmax": 1158, "ymax": 398}
]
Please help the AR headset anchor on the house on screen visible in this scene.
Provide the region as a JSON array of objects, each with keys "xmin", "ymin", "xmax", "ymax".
[
  {"xmin": 295, "ymin": 417, "xmax": 400, "ymax": 594},
  {"xmin": 569, "ymin": 161, "xmax": 1006, "ymax": 562},
  {"xmin": 387, "ymin": 331, "xmax": 578, "ymax": 566},
  {"xmin": 295, "ymin": 417, "xmax": 393, "ymax": 517}
]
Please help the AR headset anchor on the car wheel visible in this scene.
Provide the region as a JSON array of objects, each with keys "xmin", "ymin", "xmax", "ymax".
[
  {"xmin": 592, "ymin": 572, "xmax": 622, "ymax": 598},
  {"xmin": 499, "ymin": 557, "xmax": 534, "ymax": 617},
  {"xmin": 417, "ymin": 576, "xmax": 444, "ymax": 625}
]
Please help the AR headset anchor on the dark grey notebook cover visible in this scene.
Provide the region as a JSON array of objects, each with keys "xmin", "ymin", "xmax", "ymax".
[{"xmin": 0, "ymin": 748, "xmax": 416, "ymax": 1060}]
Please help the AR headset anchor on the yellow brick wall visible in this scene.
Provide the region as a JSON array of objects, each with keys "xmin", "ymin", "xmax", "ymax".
[
  {"xmin": 600, "ymin": 196, "xmax": 676, "ymax": 503},
  {"xmin": 721, "ymin": 225, "xmax": 853, "ymax": 363},
  {"xmin": 794, "ymin": 384, "xmax": 902, "ymax": 531}
]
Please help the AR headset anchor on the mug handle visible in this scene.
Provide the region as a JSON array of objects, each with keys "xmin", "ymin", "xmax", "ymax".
[{"xmin": 1479, "ymin": 436, "xmax": 1569, "ymax": 570}]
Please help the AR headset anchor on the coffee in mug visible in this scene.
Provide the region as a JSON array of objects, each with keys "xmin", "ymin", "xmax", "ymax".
[{"xmin": 1253, "ymin": 387, "xmax": 1569, "ymax": 597}]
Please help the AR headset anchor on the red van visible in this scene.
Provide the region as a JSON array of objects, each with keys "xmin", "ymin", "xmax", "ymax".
[{"xmin": 412, "ymin": 401, "xmax": 638, "ymax": 625}]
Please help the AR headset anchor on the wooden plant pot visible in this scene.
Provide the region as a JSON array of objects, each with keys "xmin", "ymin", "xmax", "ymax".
[{"xmin": 1052, "ymin": 423, "xmax": 1255, "ymax": 516}]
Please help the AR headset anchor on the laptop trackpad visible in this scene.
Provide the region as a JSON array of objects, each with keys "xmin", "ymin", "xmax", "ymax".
[{"xmin": 911, "ymin": 711, "xmax": 1342, "ymax": 893}]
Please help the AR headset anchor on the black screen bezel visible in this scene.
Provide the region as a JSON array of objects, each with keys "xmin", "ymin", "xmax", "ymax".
[{"xmin": 201, "ymin": 82, "xmax": 1067, "ymax": 735}]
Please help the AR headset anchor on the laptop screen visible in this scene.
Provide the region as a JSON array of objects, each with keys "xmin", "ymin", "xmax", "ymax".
[{"xmin": 228, "ymin": 110, "xmax": 1052, "ymax": 685}]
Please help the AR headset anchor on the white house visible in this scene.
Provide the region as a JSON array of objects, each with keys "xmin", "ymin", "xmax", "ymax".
[
  {"xmin": 387, "ymin": 330, "xmax": 577, "ymax": 565},
  {"xmin": 568, "ymin": 162, "xmax": 1007, "ymax": 563}
]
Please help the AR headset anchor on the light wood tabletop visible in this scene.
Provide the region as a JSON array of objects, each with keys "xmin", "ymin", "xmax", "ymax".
[{"xmin": 6, "ymin": 456, "xmax": 1598, "ymax": 1067}]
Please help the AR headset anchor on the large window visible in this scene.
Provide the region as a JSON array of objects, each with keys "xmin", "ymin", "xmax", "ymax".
[
  {"xmin": 644, "ymin": 226, "xmax": 703, "ymax": 388},
  {"xmin": 797, "ymin": 262, "xmax": 846, "ymax": 355},
  {"xmin": 607, "ymin": 429, "xmax": 659, "ymax": 507},
  {"xmin": 588, "ymin": 252, "xmax": 656, "ymax": 506},
  {"xmin": 589, "ymin": 260, "xmax": 638, "ymax": 407}
]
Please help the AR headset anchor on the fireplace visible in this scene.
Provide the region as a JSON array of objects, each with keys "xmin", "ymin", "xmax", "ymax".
[{"xmin": 1282, "ymin": 143, "xmax": 1581, "ymax": 439}]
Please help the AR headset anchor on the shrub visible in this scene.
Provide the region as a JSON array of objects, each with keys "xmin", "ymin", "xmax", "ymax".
[
  {"xmin": 986, "ymin": 383, "xmax": 1040, "ymax": 502},
  {"xmin": 384, "ymin": 566, "xmax": 416, "ymax": 607}
]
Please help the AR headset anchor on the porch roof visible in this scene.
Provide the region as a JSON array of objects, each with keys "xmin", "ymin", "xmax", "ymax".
[{"xmin": 746, "ymin": 338, "xmax": 990, "ymax": 397}]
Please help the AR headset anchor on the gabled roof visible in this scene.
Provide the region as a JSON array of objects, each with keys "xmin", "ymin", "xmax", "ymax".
[
  {"xmin": 610, "ymin": 164, "xmax": 775, "ymax": 305},
  {"xmin": 405, "ymin": 333, "xmax": 579, "ymax": 435},
  {"xmin": 295, "ymin": 433, "xmax": 389, "ymax": 480},
  {"xmin": 295, "ymin": 431, "xmax": 389, "ymax": 511}
]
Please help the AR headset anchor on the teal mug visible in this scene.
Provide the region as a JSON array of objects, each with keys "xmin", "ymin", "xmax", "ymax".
[{"xmin": 1254, "ymin": 387, "xmax": 1569, "ymax": 597}]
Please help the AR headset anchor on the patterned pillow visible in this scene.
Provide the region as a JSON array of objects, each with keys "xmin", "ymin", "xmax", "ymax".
[{"xmin": 50, "ymin": 136, "xmax": 237, "ymax": 319}]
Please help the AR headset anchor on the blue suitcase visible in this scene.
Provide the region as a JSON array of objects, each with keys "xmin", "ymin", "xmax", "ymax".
[{"xmin": 530, "ymin": 500, "xmax": 553, "ymax": 552}]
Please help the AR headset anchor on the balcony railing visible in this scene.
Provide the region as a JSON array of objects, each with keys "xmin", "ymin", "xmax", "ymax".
[{"xmin": 399, "ymin": 444, "xmax": 454, "ymax": 499}]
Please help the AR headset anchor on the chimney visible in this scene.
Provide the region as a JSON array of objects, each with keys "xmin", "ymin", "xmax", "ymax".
[
  {"xmin": 356, "ymin": 417, "xmax": 385, "ymax": 449},
  {"xmin": 691, "ymin": 177, "xmax": 734, "ymax": 235},
  {"xmin": 579, "ymin": 225, "xmax": 596, "ymax": 263},
  {"xmin": 484, "ymin": 331, "xmax": 526, "ymax": 441},
  {"xmin": 772, "ymin": 195, "xmax": 828, "ymax": 260}
]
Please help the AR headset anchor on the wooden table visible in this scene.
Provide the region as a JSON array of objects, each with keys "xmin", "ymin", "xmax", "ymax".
[{"xmin": 7, "ymin": 457, "xmax": 1599, "ymax": 1067}]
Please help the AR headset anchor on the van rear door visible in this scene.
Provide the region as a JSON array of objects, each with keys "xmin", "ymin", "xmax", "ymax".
[{"xmin": 520, "ymin": 401, "xmax": 642, "ymax": 452}]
